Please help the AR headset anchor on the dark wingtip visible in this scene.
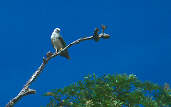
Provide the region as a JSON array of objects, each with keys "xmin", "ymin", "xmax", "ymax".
[
  {"xmin": 65, "ymin": 55, "xmax": 70, "ymax": 60},
  {"xmin": 60, "ymin": 51, "xmax": 70, "ymax": 60}
]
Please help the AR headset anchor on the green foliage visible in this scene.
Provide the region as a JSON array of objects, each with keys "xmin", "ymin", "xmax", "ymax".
[{"xmin": 44, "ymin": 74, "xmax": 171, "ymax": 107}]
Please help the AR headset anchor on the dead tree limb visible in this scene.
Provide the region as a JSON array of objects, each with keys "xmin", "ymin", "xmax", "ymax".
[{"xmin": 6, "ymin": 25, "xmax": 110, "ymax": 107}]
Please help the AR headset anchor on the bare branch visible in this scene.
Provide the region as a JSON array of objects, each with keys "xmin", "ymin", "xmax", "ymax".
[{"xmin": 6, "ymin": 26, "xmax": 110, "ymax": 107}]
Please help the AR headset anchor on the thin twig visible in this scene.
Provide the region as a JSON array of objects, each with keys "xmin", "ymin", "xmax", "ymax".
[{"xmin": 6, "ymin": 27, "xmax": 110, "ymax": 107}]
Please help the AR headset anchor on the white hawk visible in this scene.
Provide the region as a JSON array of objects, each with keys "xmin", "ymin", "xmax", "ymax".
[{"xmin": 51, "ymin": 28, "xmax": 70, "ymax": 59}]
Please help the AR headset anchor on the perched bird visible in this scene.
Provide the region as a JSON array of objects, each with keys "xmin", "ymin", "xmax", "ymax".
[{"xmin": 51, "ymin": 28, "xmax": 70, "ymax": 59}]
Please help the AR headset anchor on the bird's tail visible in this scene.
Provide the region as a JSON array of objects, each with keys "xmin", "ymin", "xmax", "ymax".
[
  {"xmin": 60, "ymin": 50, "xmax": 70, "ymax": 60},
  {"xmin": 65, "ymin": 54, "xmax": 70, "ymax": 59}
]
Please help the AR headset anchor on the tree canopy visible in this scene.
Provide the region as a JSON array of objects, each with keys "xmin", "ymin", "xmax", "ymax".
[{"xmin": 44, "ymin": 74, "xmax": 171, "ymax": 107}]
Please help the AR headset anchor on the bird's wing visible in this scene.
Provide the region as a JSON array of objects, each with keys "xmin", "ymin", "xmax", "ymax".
[
  {"xmin": 60, "ymin": 50, "xmax": 70, "ymax": 59},
  {"xmin": 58, "ymin": 36, "xmax": 70, "ymax": 59},
  {"xmin": 51, "ymin": 39, "xmax": 55, "ymax": 48},
  {"xmin": 59, "ymin": 36, "xmax": 67, "ymax": 47}
]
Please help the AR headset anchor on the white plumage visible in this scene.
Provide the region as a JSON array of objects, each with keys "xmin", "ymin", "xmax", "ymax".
[{"xmin": 51, "ymin": 28, "xmax": 70, "ymax": 59}]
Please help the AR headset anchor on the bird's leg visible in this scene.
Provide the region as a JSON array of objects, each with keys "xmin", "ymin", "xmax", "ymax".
[
  {"xmin": 55, "ymin": 49, "xmax": 58, "ymax": 54},
  {"xmin": 56, "ymin": 48, "xmax": 63, "ymax": 54}
]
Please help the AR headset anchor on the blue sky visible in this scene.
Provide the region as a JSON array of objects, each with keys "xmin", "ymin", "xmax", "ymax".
[{"xmin": 0, "ymin": 0, "xmax": 171, "ymax": 106}]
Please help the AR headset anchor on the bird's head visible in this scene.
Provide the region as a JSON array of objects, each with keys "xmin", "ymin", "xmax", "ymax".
[{"xmin": 54, "ymin": 28, "xmax": 61, "ymax": 33}]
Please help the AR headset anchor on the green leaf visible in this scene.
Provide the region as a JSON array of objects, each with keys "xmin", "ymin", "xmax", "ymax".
[{"xmin": 44, "ymin": 73, "xmax": 171, "ymax": 107}]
